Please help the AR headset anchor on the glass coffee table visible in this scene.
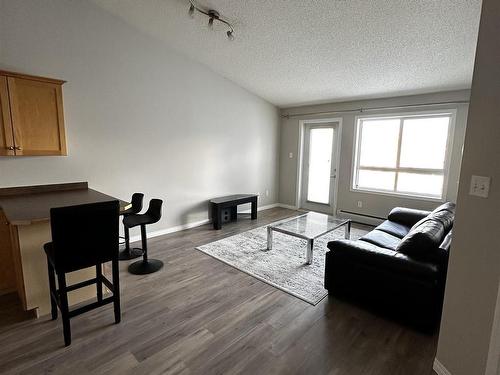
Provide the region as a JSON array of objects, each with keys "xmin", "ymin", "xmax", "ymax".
[{"xmin": 266, "ymin": 212, "xmax": 351, "ymax": 265}]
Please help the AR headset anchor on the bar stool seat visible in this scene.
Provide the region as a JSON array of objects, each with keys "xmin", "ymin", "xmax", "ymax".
[
  {"xmin": 125, "ymin": 199, "xmax": 164, "ymax": 275},
  {"xmin": 123, "ymin": 213, "xmax": 158, "ymax": 228}
]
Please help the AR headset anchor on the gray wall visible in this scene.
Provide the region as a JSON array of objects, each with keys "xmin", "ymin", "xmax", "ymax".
[
  {"xmin": 436, "ymin": 0, "xmax": 500, "ymax": 373},
  {"xmin": 279, "ymin": 90, "xmax": 470, "ymax": 217},
  {"xmin": 0, "ymin": 0, "xmax": 280, "ymax": 235}
]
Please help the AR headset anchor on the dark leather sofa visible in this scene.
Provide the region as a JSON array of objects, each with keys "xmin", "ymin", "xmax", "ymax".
[{"xmin": 325, "ymin": 202, "xmax": 455, "ymax": 331}]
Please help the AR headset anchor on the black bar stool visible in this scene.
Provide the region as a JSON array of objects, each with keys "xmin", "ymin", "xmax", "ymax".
[
  {"xmin": 125, "ymin": 199, "xmax": 163, "ymax": 275},
  {"xmin": 44, "ymin": 200, "xmax": 121, "ymax": 346},
  {"xmin": 119, "ymin": 192, "xmax": 144, "ymax": 260}
]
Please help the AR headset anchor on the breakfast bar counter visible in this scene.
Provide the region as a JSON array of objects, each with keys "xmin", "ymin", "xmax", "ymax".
[{"xmin": 0, "ymin": 182, "xmax": 129, "ymax": 317}]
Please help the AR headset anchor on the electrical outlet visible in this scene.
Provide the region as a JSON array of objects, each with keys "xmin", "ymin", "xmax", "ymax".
[
  {"xmin": 357, "ymin": 201, "xmax": 363, "ymax": 208},
  {"xmin": 289, "ymin": 152, "xmax": 293, "ymax": 159},
  {"xmin": 469, "ymin": 175, "xmax": 490, "ymax": 198}
]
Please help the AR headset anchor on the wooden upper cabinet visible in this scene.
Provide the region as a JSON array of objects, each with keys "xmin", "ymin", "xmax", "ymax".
[
  {"xmin": 0, "ymin": 76, "xmax": 15, "ymax": 156},
  {"xmin": 0, "ymin": 70, "xmax": 67, "ymax": 156}
]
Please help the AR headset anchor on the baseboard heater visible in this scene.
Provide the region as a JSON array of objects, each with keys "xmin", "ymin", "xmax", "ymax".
[{"xmin": 337, "ymin": 209, "xmax": 385, "ymax": 226}]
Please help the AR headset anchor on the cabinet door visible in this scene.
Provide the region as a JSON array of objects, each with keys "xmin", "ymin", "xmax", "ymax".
[
  {"xmin": 7, "ymin": 77, "xmax": 67, "ymax": 156},
  {"xmin": 0, "ymin": 76, "xmax": 15, "ymax": 156}
]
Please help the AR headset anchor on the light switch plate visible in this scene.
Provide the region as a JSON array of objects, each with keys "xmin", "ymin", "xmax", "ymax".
[
  {"xmin": 289, "ymin": 152, "xmax": 293, "ymax": 159},
  {"xmin": 469, "ymin": 175, "xmax": 491, "ymax": 198}
]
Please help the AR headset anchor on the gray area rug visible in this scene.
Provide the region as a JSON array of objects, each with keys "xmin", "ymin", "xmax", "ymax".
[{"xmin": 196, "ymin": 219, "xmax": 368, "ymax": 305}]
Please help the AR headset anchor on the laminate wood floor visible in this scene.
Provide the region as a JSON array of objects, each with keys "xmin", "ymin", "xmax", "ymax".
[{"xmin": 0, "ymin": 208, "xmax": 438, "ymax": 375}]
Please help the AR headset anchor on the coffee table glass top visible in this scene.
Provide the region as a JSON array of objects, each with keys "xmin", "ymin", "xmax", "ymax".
[{"xmin": 269, "ymin": 212, "xmax": 349, "ymax": 240}]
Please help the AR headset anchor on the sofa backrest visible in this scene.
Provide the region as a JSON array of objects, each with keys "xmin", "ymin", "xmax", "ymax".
[{"xmin": 396, "ymin": 202, "xmax": 455, "ymax": 259}]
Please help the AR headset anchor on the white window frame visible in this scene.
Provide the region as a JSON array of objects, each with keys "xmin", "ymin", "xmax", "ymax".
[{"xmin": 351, "ymin": 109, "xmax": 456, "ymax": 201}]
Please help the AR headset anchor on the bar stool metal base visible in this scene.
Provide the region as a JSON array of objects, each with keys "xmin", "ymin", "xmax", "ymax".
[
  {"xmin": 128, "ymin": 259, "xmax": 163, "ymax": 275},
  {"xmin": 118, "ymin": 248, "xmax": 144, "ymax": 260}
]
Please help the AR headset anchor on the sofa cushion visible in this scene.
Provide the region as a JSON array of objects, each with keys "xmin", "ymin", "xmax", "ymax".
[
  {"xmin": 408, "ymin": 202, "xmax": 455, "ymax": 233},
  {"xmin": 360, "ymin": 229, "xmax": 402, "ymax": 251},
  {"xmin": 432, "ymin": 202, "xmax": 456, "ymax": 215},
  {"xmin": 429, "ymin": 210, "xmax": 454, "ymax": 232},
  {"xmin": 428, "ymin": 202, "xmax": 455, "ymax": 232},
  {"xmin": 327, "ymin": 239, "xmax": 440, "ymax": 281},
  {"xmin": 397, "ymin": 219, "xmax": 445, "ymax": 258},
  {"xmin": 376, "ymin": 220, "xmax": 412, "ymax": 239}
]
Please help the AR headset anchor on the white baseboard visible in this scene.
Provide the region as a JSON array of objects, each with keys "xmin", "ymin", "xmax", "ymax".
[
  {"xmin": 129, "ymin": 203, "xmax": 292, "ymax": 242},
  {"xmin": 277, "ymin": 203, "xmax": 299, "ymax": 210},
  {"xmin": 336, "ymin": 209, "xmax": 384, "ymax": 226},
  {"xmin": 433, "ymin": 359, "xmax": 452, "ymax": 375},
  {"xmin": 129, "ymin": 218, "xmax": 211, "ymax": 243},
  {"xmin": 239, "ymin": 203, "xmax": 280, "ymax": 213}
]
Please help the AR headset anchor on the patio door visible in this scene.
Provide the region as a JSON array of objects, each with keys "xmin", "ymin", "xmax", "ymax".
[{"xmin": 300, "ymin": 122, "xmax": 339, "ymax": 214}]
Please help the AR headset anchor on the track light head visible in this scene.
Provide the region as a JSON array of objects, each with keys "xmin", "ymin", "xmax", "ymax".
[{"xmin": 187, "ymin": 1, "xmax": 235, "ymax": 40}]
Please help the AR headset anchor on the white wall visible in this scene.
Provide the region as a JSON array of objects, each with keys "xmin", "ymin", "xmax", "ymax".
[
  {"xmin": 0, "ymin": 0, "xmax": 280, "ymax": 235},
  {"xmin": 279, "ymin": 90, "xmax": 470, "ymax": 217},
  {"xmin": 435, "ymin": 0, "xmax": 500, "ymax": 373}
]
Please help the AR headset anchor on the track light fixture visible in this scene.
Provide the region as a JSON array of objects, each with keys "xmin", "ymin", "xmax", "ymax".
[{"xmin": 187, "ymin": 0, "xmax": 235, "ymax": 40}]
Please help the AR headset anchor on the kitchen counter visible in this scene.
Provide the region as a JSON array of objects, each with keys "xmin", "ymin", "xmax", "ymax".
[{"xmin": 0, "ymin": 183, "xmax": 130, "ymax": 225}]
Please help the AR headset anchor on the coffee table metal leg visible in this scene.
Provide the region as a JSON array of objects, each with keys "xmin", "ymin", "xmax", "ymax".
[
  {"xmin": 345, "ymin": 220, "xmax": 351, "ymax": 239},
  {"xmin": 266, "ymin": 226, "xmax": 273, "ymax": 250},
  {"xmin": 306, "ymin": 239, "xmax": 314, "ymax": 265}
]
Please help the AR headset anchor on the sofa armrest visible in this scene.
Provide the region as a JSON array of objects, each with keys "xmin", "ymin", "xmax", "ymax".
[
  {"xmin": 387, "ymin": 207, "xmax": 431, "ymax": 227},
  {"xmin": 327, "ymin": 239, "xmax": 439, "ymax": 281}
]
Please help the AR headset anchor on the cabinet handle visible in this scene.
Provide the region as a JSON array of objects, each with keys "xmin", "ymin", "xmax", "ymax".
[
  {"xmin": 6, "ymin": 146, "xmax": 14, "ymax": 150},
  {"xmin": 14, "ymin": 146, "xmax": 21, "ymax": 150}
]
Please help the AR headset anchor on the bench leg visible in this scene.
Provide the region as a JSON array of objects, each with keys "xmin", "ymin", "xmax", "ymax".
[
  {"xmin": 251, "ymin": 198, "xmax": 257, "ymax": 220},
  {"xmin": 213, "ymin": 205, "xmax": 222, "ymax": 230}
]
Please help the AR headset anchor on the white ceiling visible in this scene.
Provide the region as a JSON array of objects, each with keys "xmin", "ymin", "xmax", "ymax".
[{"xmin": 92, "ymin": 0, "xmax": 482, "ymax": 107}]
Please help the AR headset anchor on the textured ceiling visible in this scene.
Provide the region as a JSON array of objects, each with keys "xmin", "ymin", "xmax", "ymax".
[{"xmin": 92, "ymin": 0, "xmax": 482, "ymax": 107}]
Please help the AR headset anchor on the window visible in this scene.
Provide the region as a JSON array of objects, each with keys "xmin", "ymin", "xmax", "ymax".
[{"xmin": 352, "ymin": 113, "xmax": 453, "ymax": 199}]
